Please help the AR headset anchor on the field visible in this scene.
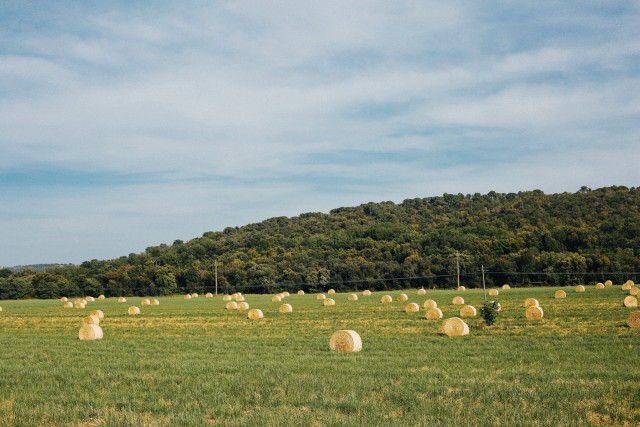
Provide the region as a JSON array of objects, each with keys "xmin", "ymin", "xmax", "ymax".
[{"xmin": 1, "ymin": 285, "xmax": 639, "ymax": 426}]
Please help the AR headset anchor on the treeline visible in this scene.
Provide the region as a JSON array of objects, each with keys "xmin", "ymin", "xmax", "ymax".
[{"xmin": 1, "ymin": 186, "xmax": 639, "ymax": 299}]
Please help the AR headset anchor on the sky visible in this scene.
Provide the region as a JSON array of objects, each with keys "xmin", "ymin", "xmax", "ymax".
[{"xmin": 1, "ymin": 1, "xmax": 639, "ymax": 266}]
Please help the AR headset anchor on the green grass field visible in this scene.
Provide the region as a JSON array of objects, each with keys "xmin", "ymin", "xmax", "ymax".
[{"xmin": 1, "ymin": 285, "xmax": 639, "ymax": 426}]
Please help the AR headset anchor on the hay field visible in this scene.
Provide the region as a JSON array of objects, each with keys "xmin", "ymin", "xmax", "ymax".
[{"xmin": 0, "ymin": 285, "xmax": 638, "ymax": 426}]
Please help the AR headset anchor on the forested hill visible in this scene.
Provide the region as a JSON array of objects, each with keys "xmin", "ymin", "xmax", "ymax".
[{"xmin": 1, "ymin": 186, "xmax": 639, "ymax": 299}]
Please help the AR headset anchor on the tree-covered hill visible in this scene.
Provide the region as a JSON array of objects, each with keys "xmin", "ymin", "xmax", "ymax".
[{"xmin": 2, "ymin": 186, "xmax": 639, "ymax": 299}]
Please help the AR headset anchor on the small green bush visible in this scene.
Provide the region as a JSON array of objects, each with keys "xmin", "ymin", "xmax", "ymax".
[{"xmin": 480, "ymin": 300, "xmax": 500, "ymax": 326}]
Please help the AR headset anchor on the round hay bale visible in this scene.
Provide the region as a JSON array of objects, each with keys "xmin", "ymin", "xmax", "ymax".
[
  {"xmin": 555, "ymin": 290, "xmax": 567, "ymax": 299},
  {"xmin": 184, "ymin": 294, "xmax": 192, "ymax": 300},
  {"xmin": 277, "ymin": 293, "xmax": 285, "ymax": 299},
  {"xmin": 630, "ymin": 287, "xmax": 639, "ymax": 296},
  {"xmin": 83, "ymin": 314, "xmax": 100, "ymax": 325},
  {"xmin": 98, "ymin": 295, "xmax": 105, "ymax": 300},
  {"xmin": 78, "ymin": 324, "xmax": 103, "ymax": 340},
  {"xmin": 205, "ymin": 293, "xmax": 214, "ymax": 298},
  {"xmin": 460, "ymin": 305, "xmax": 477, "ymax": 317},
  {"xmin": 329, "ymin": 330, "xmax": 362, "ymax": 353},
  {"xmin": 63, "ymin": 301, "xmax": 73, "ymax": 308},
  {"xmin": 247, "ymin": 308, "xmax": 263, "ymax": 320},
  {"xmin": 191, "ymin": 293, "xmax": 198, "ymax": 299},
  {"xmin": 605, "ymin": 279, "xmax": 614, "ymax": 287},
  {"xmin": 222, "ymin": 295, "xmax": 232, "ymax": 301},
  {"xmin": 381, "ymin": 295, "xmax": 393, "ymax": 303},
  {"xmin": 595, "ymin": 283, "xmax": 605, "ymax": 289},
  {"xmin": 282, "ymin": 291, "xmax": 290, "ymax": 297},
  {"xmin": 316, "ymin": 293, "xmax": 326, "ymax": 300},
  {"xmin": 627, "ymin": 311, "xmax": 640, "ymax": 328},
  {"xmin": 226, "ymin": 301, "xmax": 238, "ymax": 310},
  {"xmin": 502, "ymin": 284, "xmax": 511, "ymax": 290},
  {"xmin": 525, "ymin": 305, "xmax": 544, "ymax": 320},
  {"xmin": 622, "ymin": 282, "xmax": 632, "ymax": 291},
  {"xmin": 441, "ymin": 317, "xmax": 469, "ymax": 337},
  {"xmin": 417, "ymin": 288, "xmax": 426, "ymax": 295},
  {"xmin": 405, "ymin": 302, "xmax": 420, "ymax": 313},
  {"xmin": 457, "ymin": 286, "xmax": 466, "ymax": 292},
  {"xmin": 489, "ymin": 289, "xmax": 499, "ymax": 296},
  {"xmin": 127, "ymin": 306, "xmax": 141, "ymax": 315},
  {"xmin": 297, "ymin": 290, "xmax": 305, "ymax": 295},
  {"xmin": 423, "ymin": 299, "xmax": 438, "ymax": 309},
  {"xmin": 74, "ymin": 301, "xmax": 86, "ymax": 309},
  {"xmin": 272, "ymin": 295, "xmax": 282, "ymax": 303},
  {"xmin": 425, "ymin": 307, "xmax": 443, "ymax": 320},
  {"xmin": 347, "ymin": 293, "xmax": 358, "ymax": 301},
  {"xmin": 575, "ymin": 285, "xmax": 586, "ymax": 293},
  {"xmin": 118, "ymin": 297, "xmax": 126, "ymax": 303},
  {"xmin": 279, "ymin": 303, "xmax": 293, "ymax": 313},
  {"xmin": 150, "ymin": 298, "xmax": 159, "ymax": 305},
  {"xmin": 397, "ymin": 293, "xmax": 409, "ymax": 302},
  {"xmin": 85, "ymin": 296, "xmax": 95, "ymax": 302},
  {"xmin": 141, "ymin": 298, "xmax": 151, "ymax": 306},
  {"xmin": 60, "ymin": 297, "xmax": 68, "ymax": 302},
  {"xmin": 452, "ymin": 296, "xmax": 464, "ymax": 305},
  {"xmin": 623, "ymin": 296, "xmax": 638, "ymax": 308},
  {"xmin": 327, "ymin": 289, "xmax": 336, "ymax": 294},
  {"xmin": 237, "ymin": 302, "xmax": 249, "ymax": 310},
  {"xmin": 323, "ymin": 298, "xmax": 335, "ymax": 306},
  {"xmin": 90, "ymin": 310, "xmax": 104, "ymax": 319},
  {"xmin": 524, "ymin": 298, "xmax": 539, "ymax": 308},
  {"xmin": 362, "ymin": 290, "xmax": 372, "ymax": 296},
  {"xmin": 235, "ymin": 295, "xmax": 245, "ymax": 302},
  {"xmin": 81, "ymin": 299, "xmax": 88, "ymax": 305}
]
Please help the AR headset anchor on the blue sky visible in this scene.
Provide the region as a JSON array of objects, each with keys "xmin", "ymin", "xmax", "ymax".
[{"xmin": 1, "ymin": 1, "xmax": 639, "ymax": 266}]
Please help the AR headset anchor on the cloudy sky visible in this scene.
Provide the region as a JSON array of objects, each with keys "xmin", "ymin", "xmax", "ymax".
[{"xmin": 1, "ymin": 1, "xmax": 638, "ymax": 266}]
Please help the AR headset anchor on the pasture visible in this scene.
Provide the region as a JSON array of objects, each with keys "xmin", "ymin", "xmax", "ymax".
[{"xmin": 0, "ymin": 285, "xmax": 638, "ymax": 426}]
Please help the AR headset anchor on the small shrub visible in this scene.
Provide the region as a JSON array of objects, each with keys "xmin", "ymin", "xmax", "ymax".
[{"xmin": 480, "ymin": 300, "xmax": 500, "ymax": 326}]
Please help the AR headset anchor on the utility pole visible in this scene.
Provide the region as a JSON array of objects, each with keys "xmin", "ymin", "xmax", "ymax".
[
  {"xmin": 481, "ymin": 264, "xmax": 487, "ymax": 301},
  {"xmin": 214, "ymin": 260, "xmax": 218, "ymax": 295},
  {"xmin": 456, "ymin": 251, "xmax": 461, "ymax": 289}
]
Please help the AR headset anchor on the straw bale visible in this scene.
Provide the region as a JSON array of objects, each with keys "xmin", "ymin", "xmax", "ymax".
[
  {"xmin": 627, "ymin": 311, "xmax": 640, "ymax": 328},
  {"xmin": 184, "ymin": 294, "xmax": 192, "ymax": 300},
  {"xmin": 575, "ymin": 285, "xmax": 586, "ymax": 293},
  {"xmin": 347, "ymin": 293, "xmax": 358, "ymax": 301},
  {"xmin": 127, "ymin": 306, "xmax": 141, "ymax": 315},
  {"xmin": 381, "ymin": 295, "xmax": 393, "ymax": 303},
  {"xmin": 91, "ymin": 310, "xmax": 104, "ymax": 319},
  {"xmin": 554, "ymin": 290, "xmax": 567, "ymax": 299},
  {"xmin": 397, "ymin": 293, "xmax": 409, "ymax": 302},
  {"xmin": 98, "ymin": 295, "xmax": 105, "ymax": 300},
  {"xmin": 316, "ymin": 293, "xmax": 326, "ymax": 300},
  {"xmin": 457, "ymin": 286, "xmax": 466, "ymax": 291},
  {"xmin": 489, "ymin": 289, "xmax": 499, "ymax": 296},
  {"xmin": 151, "ymin": 299, "xmax": 160, "ymax": 305},
  {"xmin": 191, "ymin": 293, "xmax": 199, "ymax": 298},
  {"xmin": 363, "ymin": 290, "xmax": 372, "ymax": 296},
  {"xmin": 205, "ymin": 293, "xmax": 214, "ymax": 298},
  {"xmin": 74, "ymin": 301, "xmax": 86, "ymax": 309},
  {"xmin": 405, "ymin": 302, "xmax": 420, "ymax": 313},
  {"xmin": 237, "ymin": 302, "xmax": 250, "ymax": 310},
  {"xmin": 502, "ymin": 284, "xmax": 511, "ymax": 290},
  {"xmin": 226, "ymin": 301, "xmax": 238, "ymax": 310},
  {"xmin": 327, "ymin": 289, "xmax": 336, "ymax": 294},
  {"xmin": 423, "ymin": 299, "xmax": 438, "ymax": 309},
  {"xmin": 85, "ymin": 296, "xmax": 95, "ymax": 302},
  {"xmin": 63, "ymin": 302, "xmax": 73, "ymax": 308},
  {"xmin": 595, "ymin": 283, "xmax": 605, "ymax": 289},
  {"xmin": 329, "ymin": 330, "xmax": 362, "ymax": 352},
  {"xmin": 118, "ymin": 297, "xmax": 126, "ymax": 303},
  {"xmin": 78, "ymin": 324, "xmax": 103, "ymax": 340},
  {"xmin": 417, "ymin": 288, "xmax": 426, "ymax": 295},
  {"xmin": 622, "ymin": 282, "xmax": 632, "ymax": 290},
  {"xmin": 141, "ymin": 298, "xmax": 151, "ymax": 306},
  {"xmin": 223, "ymin": 295, "xmax": 233, "ymax": 301},
  {"xmin": 279, "ymin": 304, "xmax": 293, "ymax": 313},
  {"xmin": 235, "ymin": 295, "xmax": 245, "ymax": 302},
  {"xmin": 272, "ymin": 295, "xmax": 282, "ymax": 303},
  {"xmin": 525, "ymin": 305, "xmax": 544, "ymax": 319},
  {"xmin": 524, "ymin": 298, "xmax": 539, "ymax": 308},
  {"xmin": 605, "ymin": 280, "xmax": 614, "ymax": 287},
  {"xmin": 324, "ymin": 298, "xmax": 336, "ymax": 306},
  {"xmin": 297, "ymin": 290, "xmax": 305, "ymax": 295},
  {"xmin": 83, "ymin": 314, "xmax": 100, "ymax": 325},
  {"xmin": 630, "ymin": 287, "xmax": 639, "ymax": 296},
  {"xmin": 460, "ymin": 305, "xmax": 477, "ymax": 317},
  {"xmin": 282, "ymin": 291, "xmax": 290, "ymax": 297},
  {"xmin": 452, "ymin": 296, "xmax": 464, "ymax": 305},
  {"xmin": 623, "ymin": 296, "xmax": 638, "ymax": 308},
  {"xmin": 81, "ymin": 299, "xmax": 88, "ymax": 305},
  {"xmin": 247, "ymin": 309, "xmax": 263, "ymax": 320},
  {"xmin": 60, "ymin": 297, "xmax": 68, "ymax": 302},
  {"xmin": 440, "ymin": 317, "xmax": 469, "ymax": 337},
  {"xmin": 425, "ymin": 308, "xmax": 443, "ymax": 320}
]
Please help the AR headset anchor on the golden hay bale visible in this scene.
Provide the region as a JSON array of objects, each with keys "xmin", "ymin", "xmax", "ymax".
[
  {"xmin": 191, "ymin": 293, "xmax": 199, "ymax": 298},
  {"xmin": 83, "ymin": 314, "xmax": 100, "ymax": 325},
  {"xmin": 118, "ymin": 297, "xmax": 126, "ymax": 303},
  {"xmin": 282, "ymin": 291, "xmax": 290, "ymax": 297},
  {"xmin": 297, "ymin": 290, "xmax": 305, "ymax": 295},
  {"xmin": 423, "ymin": 299, "xmax": 438, "ymax": 309},
  {"xmin": 595, "ymin": 283, "xmax": 605, "ymax": 289},
  {"xmin": 329, "ymin": 330, "xmax": 362, "ymax": 353},
  {"xmin": 381, "ymin": 295, "xmax": 393, "ymax": 303},
  {"xmin": 327, "ymin": 289, "xmax": 336, "ymax": 294},
  {"xmin": 555, "ymin": 290, "xmax": 567, "ymax": 299},
  {"xmin": 623, "ymin": 296, "xmax": 638, "ymax": 308},
  {"xmin": 205, "ymin": 293, "xmax": 214, "ymax": 298},
  {"xmin": 235, "ymin": 295, "xmax": 245, "ymax": 302},
  {"xmin": 74, "ymin": 301, "xmax": 86, "ymax": 309},
  {"xmin": 279, "ymin": 303, "xmax": 293, "ymax": 313},
  {"xmin": 316, "ymin": 293, "xmax": 326, "ymax": 300},
  {"xmin": 247, "ymin": 308, "xmax": 263, "ymax": 320},
  {"xmin": 502, "ymin": 284, "xmax": 511, "ymax": 290},
  {"xmin": 98, "ymin": 295, "xmax": 105, "ymax": 300},
  {"xmin": 606, "ymin": 279, "xmax": 614, "ymax": 287},
  {"xmin": 184, "ymin": 294, "xmax": 192, "ymax": 300},
  {"xmin": 91, "ymin": 310, "xmax": 104, "ymax": 320},
  {"xmin": 425, "ymin": 308, "xmax": 443, "ymax": 320},
  {"xmin": 622, "ymin": 282, "xmax": 632, "ymax": 290},
  {"xmin": 524, "ymin": 298, "xmax": 539, "ymax": 308},
  {"xmin": 63, "ymin": 302, "xmax": 73, "ymax": 308},
  {"xmin": 226, "ymin": 301, "xmax": 238, "ymax": 310},
  {"xmin": 323, "ymin": 298, "xmax": 336, "ymax": 306},
  {"xmin": 460, "ymin": 305, "xmax": 477, "ymax": 317},
  {"xmin": 452, "ymin": 296, "xmax": 464, "ymax": 305},
  {"xmin": 489, "ymin": 289, "xmax": 499, "ymax": 296},
  {"xmin": 347, "ymin": 293, "xmax": 358, "ymax": 301},
  {"xmin": 397, "ymin": 293, "xmax": 409, "ymax": 302},
  {"xmin": 85, "ymin": 296, "xmax": 95, "ymax": 302},
  {"xmin": 222, "ymin": 295, "xmax": 232, "ymax": 301},
  {"xmin": 363, "ymin": 290, "xmax": 372, "ymax": 296},
  {"xmin": 237, "ymin": 302, "xmax": 249, "ymax": 310},
  {"xmin": 457, "ymin": 286, "xmax": 466, "ymax": 292},
  {"xmin": 630, "ymin": 287, "xmax": 639, "ymax": 296},
  {"xmin": 127, "ymin": 306, "xmax": 141, "ymax": 315},
  {"xmin": 78, "ymin": 324, "xmax": 103, "ymax": 341},
  {"xmin": 141, "ymin": 298, "xmax": 151, "ymax": 306},
  {"xmin": 525, "ymin": 305, "xmax": 544, "ymax": 320},
  {"xmin": 272, "ymin": 295, "xmax": 282, "ymax": 303},
  {"xmin": 60, "ymin": 297, "xmax": 68, "ymax": 302},
  {"xmin": 627, "ymin": 311, "xmax": 640, "ymax": 328},
  {"xmin": 417, "ymin": 288, "xmax": 426, "ymax": 295},
  {"xmin": 405, "ymin": 302, "xmax": 420, "ymax": 313},
  {"xmin": 575, "ymin": 285, "xmax": 586, "ymax": 293},
  {"xmin": 440, "ymin": 317, "xmax": 469, "ymax": 337},
  {"xmin": 81, "ymin": 299, "xmax": 88, "ymax": 305},
  {"xmin": 151, "ymin": 298, "xmax": 160, "ymax": 305}
]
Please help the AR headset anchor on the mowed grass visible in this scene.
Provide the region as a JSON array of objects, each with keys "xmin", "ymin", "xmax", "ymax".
[{"xmin": 0, "ymin": 285, "xmax": 639, "ymax": 426}]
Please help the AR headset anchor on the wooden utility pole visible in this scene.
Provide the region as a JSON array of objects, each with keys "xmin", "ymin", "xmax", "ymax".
[
  {"xmin": 456, "ymin": 251, "xmax": 461, "ymax": 289},
  {"xmin": 214, "ymin": 260, "xmax": 218, "ymax": 295},
  {"xmin": 481, "ymin": 264, "xmax": 487, "ymax": 301}
]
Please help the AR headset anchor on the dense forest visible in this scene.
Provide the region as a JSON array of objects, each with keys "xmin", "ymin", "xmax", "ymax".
[{"xmin": 1, "ymin": 186, "xmax": 639, "ymax": 299}]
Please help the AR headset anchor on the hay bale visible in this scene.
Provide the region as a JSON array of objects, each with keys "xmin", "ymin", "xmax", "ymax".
[
  {"xmin": 141, "ymin": 298, "xmax": 151, "ymax": 306},
  {"xmin": 205, "ymin": 293, "xmax": 214, "ymax": 298},
  {"xmin": 575, "ymin": 285, "xmax": 586, "ymax": 293},
  {"xmin": 452, "ymin": 296, "xmax": 464, "ymax": 305},
  {"xmin": 272, "ymin": 295, "xmax": 282, "ymax": 303},
  {"xmin": 630, "ymin": 287, "xmax": 639, "ymax": 296},
  {"xmin": 489, "ymin": 289, "xmax": 499, "ymax": 296},
  {"xmin": 222, "ymin": 295, "xmax": 232, "ymax": 301},
  {"xmin": 525, "ymin": 305, "xmax": 544, "ymax": 320},
  {"xmin": 622, "ymin": 282, "xmax": 632, "ymax": 291},
  {"xmin": 118, "ymin": 297, "xmax": 126, "ymax": 303},
  {"xmin": 226, "ymin": 301, "xmax": 238, "ymax": 310},
  {"xmin": 81, "ymin": 299, "xmax": 88, "ymax": 305},
  {"xmin": 555, "ymin": 290, "xmax": 567, "ymax": 299},
  {"xmin": 78, "ymin": 324, "xmax": 103, "ymax": 340},
  {"xmin": 191, "ymin": 293, "xmax": 199, "ymax": 299},
  {"xmin": 502, "ymin": 284, "xmax": 511, "ymax": 290},
  {"xmin": 347, "ymin": 293, "xmax": 358, "ymax": 301},
  {"xmin": 85, "ymin": 296, "xmax": 95, "ymax": 302},
  {"xmin": 329, "ymin": 330, "xmax": 362, "ymax": 353},
  {"xmin": 381, "ymin": 295, "xmax": 393, "ymax": 303},
  {"xmin": 627, "ymin": 311, "xmax": 640, "ymax": 328},
  {"xmin": 184, "ymin": 294, "xmax": 192, "ymax": 300},
  {"xmin": 297, "ymin": 290, "xmax": 305, "ymax": 295},
  {"xmin": 363, "ymin": 290, "xmax": 372, "ymax": 296},
  {"xmin": 279, "ymin": 303, "xmax": 293, "ymax": 313},
  {"xmin": 127, "ymin": 306, "xmax": 141, "ymax": 315},
  {"xmin": 606, "ymin": 279, "xmax": 614, "ymax": 287},
  {"xmin": 91, "ymin": 310, "xmax": 104, "ymax": 319},
  {"xmin": 235, "ymin": 295, "xmax": 245, "ymax": 302},
  {"xmin": 63, "ymin": 301, "xmax": 73, "ymax": 308},
  {"xmin": 323, "ymin": 298, "xmax": 336, "ymax": 306},
  {"xmin": 74, "ymin": 301, "xmax": 86, "ymax": 309},
  {"xmin": 405, "ymin": 302, "xmax": 420, "ymax": 313},
  {"xmin": 237, "ymin": 302, "xmax": 249, "ymax": 310},
  {"xmin": 282, "ymin": 291, "xmax": 290, "ymax": 297},
  {"xmin": 440, "ymin": 317, "xmax": 469, "ymax": 337},
  {"xmin": 623, "ymin": 296, "xmax": 638, "ymax": 308},
  {"xmin": 460, "ymin": 305, "xmax": 477, "ymax": 317},
  {"xmin": 457, "ymin": 286, "xmax": 466, "ymax": 292},
  {"xmin": 98, "ymin": 295, "xmax": 105, "ymax": 300},
  {"xmin": 595, "ymin": 283, "xmax": 605, "ymax": 289},
  {"xmin": 397, "ymin": 293, "xmax": 409, "ymax": 302},
  {"xmin": 316, "ymin": 293, "xmax": 326, "ymax": 300},
  {"xmin": 327, "ymin": 289, "xmax": 336, "ymax": 294},
  {"xmin": 247, "ymin": 309, "xmax": 263, "ymax": 320},
  {"xmin": 524, "ymin": 298, "xmax": 539, "ymax": 308},
  {"xmin": 417, "ymin": 288, "xmax": 426, "ymax": 295},
  {"xmin": 425, "ymin": 308, "xmax": 443, "ymax": 319},
  {"xmin": 423, "ymin": 299, "xmax": 438, "ymax": 309},
  {"xmin": 83, "ymin": 314, "xmax": 100, "ymax": 325},
  {"xmin": 60, "ymin": 297, "xmax": 68, "ymax": 302}
]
